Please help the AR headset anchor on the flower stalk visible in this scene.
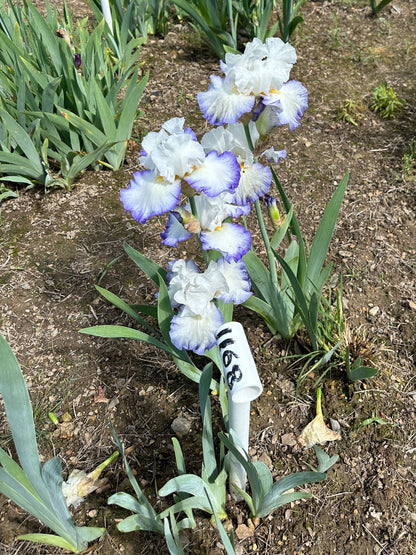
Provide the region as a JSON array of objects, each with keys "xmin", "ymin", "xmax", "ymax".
[{"xmin": 254, "ymin": 199, "xmax": 279, "ymax": 288}]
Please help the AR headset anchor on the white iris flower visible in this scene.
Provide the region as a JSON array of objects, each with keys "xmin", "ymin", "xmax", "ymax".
[
  {"xmin": 121, "ymin": 118, "xmax": 241, "ymax": 223},
  {"xmin": 198, "ymin": 37, "xmax": 307, "ymax": 129},
  {"xmin": 167, "ymin": 258, "xmax": 252, "ymax": 354}
]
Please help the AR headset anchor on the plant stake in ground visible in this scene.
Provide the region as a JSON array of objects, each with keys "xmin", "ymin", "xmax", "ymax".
[{"xmin": 216, "ymin": 322, "xmax": 263, "ymax": 498}]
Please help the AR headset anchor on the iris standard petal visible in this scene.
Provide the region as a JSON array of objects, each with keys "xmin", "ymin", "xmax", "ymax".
[
  {"xmin": 162, "ymin": 117, "xmax": 187, "ymax": 134},
  {"xmin": 263, "ymin": 80, "xmax": 308, "ymax": 131},
  {"xmin": 173, "ymin": 273, "xmax": 222, "ymax": 315},
  {"xmin": 184, "ymin": 150, "xmax": 241, "ymax": 196},
  {"xmin": 201, "ymin": 122, "xmax": 258, "ymax": 167},
  {"xmin": 160, "ymin": 212, "xmax": 192, "ymax": 247},
  {"xmin": 167, "ymin": 258, "xmax": 199, "ymax": 283},
  {"xmin": 233, "ymin": 162, "xmax": 272, "ymax": 205},
  {"xmin": 200, "ymin": 223, "xmax": 252, "ymax": 262},
  {"xmin": 261, "ymin": 147, "xmax": 287, "ymax": 164},
  {"xmin": 200, "ymin": 125, "xmax": 234, "ymax": 154},
  {"xmin": 197, "ymin": 75, "xmax": 255, "ymax": 125},
  {"xmin": 139, "ymin": 117, "xmax": 205, "ymax": 182},
  {"xmin": 169, "ymin": 303, "xmax": 224, "ymax": 355},
  {"xmin": 222, "ymin": 37, "xmax": 297, "ymax": 96},
  {"xmin": 167, "ymin": 259, "xmax": 199, "ymax": 307},
  {"xmin": 143, "ymin": 132, "xmax": 205, "ymax": 182},
  {"xmin": 120, "ymin": 170, "xmax": 181, "ymax": 223},
  {"xmin": 214, "ymin": 258, "xmax": 252, "ymax": 304}
]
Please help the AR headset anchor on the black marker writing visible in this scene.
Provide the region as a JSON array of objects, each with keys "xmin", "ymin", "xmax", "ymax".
[
  {"xmin": 227, "ymin": 364, "xmax": 242, "ymax": 390},
  {"xmin": 223, "ymin": 349, "xmax": 238, "ymax": 367},
  {"xmin": 217, "ymin": 328, "xmax": 243, "ymax": 389},
  {"xmin": 216, "ymin": 327, "xmax": 231, "ymax": 339},
  {"xmin": 219, "ymin": 338, "xmax": 235, "ymax": 349}
]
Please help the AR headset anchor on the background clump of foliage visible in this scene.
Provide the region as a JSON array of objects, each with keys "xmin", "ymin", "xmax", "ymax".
[
  {"xmin": 369, "ymin": 82, "xmax": 404, "ymax": 119},
  {"xmin": 0, "ymin": 0, "xmax": 147, "ymax": 193}
]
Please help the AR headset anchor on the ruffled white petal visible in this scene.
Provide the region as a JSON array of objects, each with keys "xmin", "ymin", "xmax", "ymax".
[
  {"xmin": 213, "ymin": 258, "xmax": 252, "ymax": 304},
  {"xmin": 162, "ymin": 117, "xmax": 186, "ymax": 135},
  {"xmin": 140, "ymin": 118, "xmax": 205, "ymax": 182},
  {"xmin": 161, "ymin": 212, "xmax": 192, "ymax": 247},
  {"xmin": 201, "ymin": 122, "xmax": 258, "ymax": 166},
  {"xmin": 169, "ymin": 303, "xmax": 224, "ymax": 355},
  {"xmin": 200, "ymin": 223, "xmax": 251, "ymax": 262},
  {"xmin": 173, "ymin": 273, "xmax": 224, "ymax": 315},
  {"xmin": 167, "ymin": 258, "xmax": 199, "ymax": 282},
  {"xmin": 263, "ymin": 80, "xmax": 308, "ymax": 131},
  {"xmin": 120, "ymin": 170, "xmax": 181, "ymax": 224},
  {"xmin": 200, "ymin": 125, "xmax": 235, "ymax": 155},
  {"xmin": 222, "ymin": 37, "xmax": 297, "ymax": 96},
  {"xmin": 167, "ymin": 259, "xmax": 199, "ymax": 307},
  {"xmin": 233, "ymin": 162, "xmax": 272, "ymax": 205},
  {"xmin": 184, "ymin": 150, "xmax": 241, "ymax": 196},
  {"xmin": 226, "ymin": 122, "xmax": 259, "ymax": 162},
  {"xmin": 197, "ymin": 75, "xmax": 255, "ymax": 125}
]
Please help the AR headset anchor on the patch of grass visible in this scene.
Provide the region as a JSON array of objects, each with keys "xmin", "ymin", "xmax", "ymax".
[
  {"xmin": 336, "ymin": 98, "xmax": 364, "ymax": 126},
  {"xmin": 403, "ymin": 138, "xmax": 416, "ymax": 183},
  {"xmin": 329, "ymin": 12, "xmax": 342, "ymax": 48},
  {"xmin": 369, "ymin": 82, "xmax": 404, "ymax": 119}
]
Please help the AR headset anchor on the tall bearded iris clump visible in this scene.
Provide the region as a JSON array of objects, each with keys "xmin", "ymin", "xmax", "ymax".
[{"xmin": 120, "ymin": 36, "xmax": 309, "ymax": 355}]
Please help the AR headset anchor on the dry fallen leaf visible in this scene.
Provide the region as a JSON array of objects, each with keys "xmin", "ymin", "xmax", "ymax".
[
  {"xmin": 62, "ymin": 451, "xmax": 119, "ymax": 508},
  {"xmin": 298, "ymin": 388, "xmax": 341, "ymax": 448},
  {"xmin": 94, "ymin": 385, "xmax": 109, "ymax": 403}
]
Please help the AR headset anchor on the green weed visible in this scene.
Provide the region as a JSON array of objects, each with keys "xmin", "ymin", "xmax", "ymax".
[
  {"xmin": 370, "ymin": 82, "xmax": 404, "ymax": 119},
  {"xmin": 329, "ymin": 12, "xmax": 342, "ymax": 48},
  {"xmin": 336, "ymin": 98, "xmax": 364, "ymax": 126}
]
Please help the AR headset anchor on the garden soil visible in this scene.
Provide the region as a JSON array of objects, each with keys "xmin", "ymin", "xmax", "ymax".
[{"xmin": 1, "ymin": 1, "xmax": 416, "ymax": 553}]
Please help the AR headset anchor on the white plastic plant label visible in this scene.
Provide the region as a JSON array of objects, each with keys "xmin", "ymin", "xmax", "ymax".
[{"xmin": 216, "ymin": 321, "xmax": 263, "ymax": 403}]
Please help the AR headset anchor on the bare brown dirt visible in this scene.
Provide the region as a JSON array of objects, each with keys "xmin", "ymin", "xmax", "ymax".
[{"xmin": 1, "ymin": 0, "xmax": 416, "ymax": 554}]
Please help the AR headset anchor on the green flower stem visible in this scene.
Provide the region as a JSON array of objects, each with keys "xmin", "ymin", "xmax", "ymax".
[
  {"xmin": 316, "ymin": 387, "xmax": 322, "ymax": 417},
  {"xmin": 243, "ymin": 123, "xmax": 255, "ymax": 152},
  {"xmin": 243, "ymin": 122, "xmax": 279, "ymax": 287},
  {"xmin": 93, "ymin": 450, "xmax": 119, "ymax": 475},
  {"xmin": 254, "ymin": 199, "xmax": 279, "ymax": 288},
  {"xmin": 189, "ymin": 195, "xmax": 209, "ymax": 266},
  {"xmin": 189, "ymin": 194, "xmax": 198, "ymax": 217}
]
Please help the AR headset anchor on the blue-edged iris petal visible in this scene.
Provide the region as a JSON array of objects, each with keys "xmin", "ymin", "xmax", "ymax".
[
  {"xmin": 169, "ymin": 303, "xmax": 224, "ymax": 355},
  {"xmin": 184, "ymin": 150, "xmax": 241, "ymax": 196},
  {"xmin": 200, "ymin": 223, "xmax": 251, "ymax": 262},
  {"xmin": 197, "ymin": 75, "xmax": 255, "ymax": 125},
  {"xmin": 120, "ymin": 170, "xmax": 181, "ymax": 224},
  {"xmin": 160, "ymin": 212, "xmax": 192, "ymax": 246},
  {"xmin": 233, "ymin": 162, "xmax": 272, "ymax": 205},
  {"xmin": 263, "ymin": 80, "xmax": 308, "ymax": 131},
  {"xmin": 209, "ymin": 258, "xmax": 252, "ymax": 304}
]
